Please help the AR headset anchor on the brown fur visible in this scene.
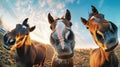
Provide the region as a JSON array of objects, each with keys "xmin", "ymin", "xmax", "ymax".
[
  {"xmin": 48, "ymin": 10, "xmax": 74, "ymax": 67},
  {"xmin": 16, "ymin": 35, "xmax": 46, "ymax": 67},
  {"xmin": 3, "ymin": 18, "xmax": 47, "ymax": 67},
  {"xmin": 90, "ymin": 48, "xmax": 118, "ymax": 67},
  {"xmin": 52, "ymin": 55, "xmax": 73, "ymax": 67}
]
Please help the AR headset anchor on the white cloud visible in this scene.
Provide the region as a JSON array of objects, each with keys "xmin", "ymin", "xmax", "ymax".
[
  {"xmin": 72, "ymin": 22, "xmax": 98, "ymax": 48},
  {"xmin": 46, "ymin": 0, "xmax": 55, "ymax": 7},
  {"xmin": 8, "ymin": 0, "xmax": 67, "ymax": 44},
  {"xmin": 56, "ymin": 3, "xmax": 65, "ymax": 10},
  {"xmin": 39, "ymin": 0, "xmax": 46, "ymax": 8},
  {"xmin": 1, "ymin": 0, "xmax": 98, "ymax": 48}
]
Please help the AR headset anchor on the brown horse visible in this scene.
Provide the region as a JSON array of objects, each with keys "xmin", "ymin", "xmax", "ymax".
[
  {"xmin": 48, "ymin": 9, "xmax": 75, "ymax": 67},
  {"xmin": 81, "ymin": 6, "xmax": 119, "ymax": 67},
  {"xmin": 3, "ymin": 18, "xmax": 46, "ymax": 67}
]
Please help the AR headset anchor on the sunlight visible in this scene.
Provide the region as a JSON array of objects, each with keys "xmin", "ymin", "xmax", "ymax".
[{"xmin": 30, "ymin": 33, "xmax": 50, "ymax": 44}]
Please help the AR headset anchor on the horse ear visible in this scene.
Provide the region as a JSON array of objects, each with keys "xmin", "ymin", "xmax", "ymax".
[
  {"xmin": 81, "ymin": 17, "xmax": 88, "ymax": 25},
  {"xmin": 91, "ymin": 5, "xmax": 98, "ymax": 14},
  {"xmin": 30, "ymin": 26, "xmax": 36, "ymax": 32},
  {"xmin": 48, "ymin": 13, "xmax": 54, "ymax": 24},
  {"xmin": 65, "ymin": 9, "xmax": 71, "ymax": 21},
  {"xmin": 23, "ymin": 18, "xmax": 28, "ymax": 25}
]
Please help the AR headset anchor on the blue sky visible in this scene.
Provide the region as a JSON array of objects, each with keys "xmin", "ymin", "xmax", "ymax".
[{"xmin": 0, "ymin": 0, "xmax": 120, "ymax": 48}]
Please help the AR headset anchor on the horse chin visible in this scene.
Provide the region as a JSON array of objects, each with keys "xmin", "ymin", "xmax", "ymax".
[
  {"xmin": 104, "ymin": 43, "xmax": 118, "ymax": 52},
  {"xmin": 57, "ymin": 52, "xmax": 74, "ymax": 59},
  {"xmin": 3, "ymin": 44, "xmax": 11, "ymax": 50}
]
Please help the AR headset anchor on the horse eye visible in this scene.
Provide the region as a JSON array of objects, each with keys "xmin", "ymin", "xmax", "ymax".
[
  {"xmin": 51, "ymin": 35, "xmax": 59, "ymax": 45},
  {"xmin": 86, "ymin": 27, "xmax": 89, "ymax": 29},
  {"xmin": 86, "ymin": 26, "xmax": 89, "ymax": 29}
]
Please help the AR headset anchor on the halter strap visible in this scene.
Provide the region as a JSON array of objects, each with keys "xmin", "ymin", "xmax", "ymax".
[{"xmin": 105, "ymin": 42, "xmax": 118, "ymax": 52}]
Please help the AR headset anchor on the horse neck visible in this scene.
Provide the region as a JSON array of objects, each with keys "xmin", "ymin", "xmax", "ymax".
[
  {"xmin": 16, "ymin": 35, "xmax": 33, "ymax": 57},
  {"xmin": 24, "ymin": 35, "xmax": 32, "ymax": 45},
  {"xmin": 99, "ymin": 48, "xmax": 114, "ymax": 61}
]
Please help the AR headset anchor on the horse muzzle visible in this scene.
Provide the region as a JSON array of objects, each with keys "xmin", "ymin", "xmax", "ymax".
[{"xmin": 3, "ymin": 34, "xmax": 16, "ymax": 50}]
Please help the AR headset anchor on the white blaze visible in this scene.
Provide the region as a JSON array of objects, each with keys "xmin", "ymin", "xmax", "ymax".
[
  {"xmin": 22, "ymin": 25, "xmax": 27, "ymax": 29},
  {"xmin": 56, "ymin": 20, "xmax": 65, "ymax": 49},
  {"xmin": 90, "ymin": 16, "xmax": 100, "ymax": 22}
]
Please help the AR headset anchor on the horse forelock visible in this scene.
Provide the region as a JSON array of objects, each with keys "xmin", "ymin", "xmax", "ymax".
[
  {"xmin": 56, "ymin": 20, "xmax": 66, "ymax": 29},
  {"xmin": 22, "ymin": 25, "xmax": 27, "ymax": 29},
  {"xmin": 89, "ymin": 13, "xmax": 104, "ymax": 20}
]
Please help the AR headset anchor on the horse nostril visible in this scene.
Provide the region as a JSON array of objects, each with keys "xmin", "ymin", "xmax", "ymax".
[
  {"xmin": 3, "ymin": 34, "xmax": 9, "ymax": 44},
  {"xmin": 8, "ymin": 38, "xmax": 16, "ymax": 45},
  {"xmin": 61, "ymin": 48, "xmax": 68, "ymax": 52},
  {"xmin": 65, "ymin": 31, "xmax": 70, "ymax": 39},
  {"xmin": 96, "ymin": 31, "xmax": 104, "ymax": 42},
  {"xmin": 10, "ymin": 39, "xmax": 14, "ymax": 43}
]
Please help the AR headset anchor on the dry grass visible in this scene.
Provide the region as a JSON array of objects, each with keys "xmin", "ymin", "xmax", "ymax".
[{"xmin": 0, "ymin": 33, "xmax": 120, "ymax": 67}]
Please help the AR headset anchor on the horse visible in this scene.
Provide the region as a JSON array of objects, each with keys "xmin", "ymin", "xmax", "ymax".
[
  {"xmin": 48, "ymin": 9, "xmax": 75, "ymax": 67},
  {"xmin": 3, "ymin": 18, "xmax": 46, "ymax": 67},
  {"xmin": 81, "ymin": 5, "xmax": 119, "ymax": 67}
]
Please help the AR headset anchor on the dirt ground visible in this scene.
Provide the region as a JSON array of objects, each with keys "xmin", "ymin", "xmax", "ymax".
[{"xmin": 0, "ymin": 34, "xmax": 120, "ymax": 67}]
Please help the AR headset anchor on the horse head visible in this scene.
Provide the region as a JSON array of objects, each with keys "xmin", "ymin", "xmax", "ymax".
[
  {"xmin": 3, "ymin": 18, "xmax": 36, "ymax": 50},
  {"xmin": 48, "ymin": 9, "xmax": 75, "ymax": 59},
  {"xmin": 81, "ymin": 6, "xmax": 118, "ymax": 52}
]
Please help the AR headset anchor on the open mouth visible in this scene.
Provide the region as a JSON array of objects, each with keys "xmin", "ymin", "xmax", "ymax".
[{"xmin": 105, "ymin": 42, "xmax": 118, "ymax": 52}]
